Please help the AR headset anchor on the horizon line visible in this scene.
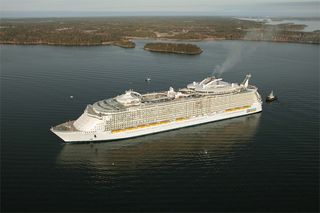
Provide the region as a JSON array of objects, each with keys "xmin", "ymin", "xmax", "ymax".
[{"xmin": 1, "ymin": 12, "xmax": 319, "ymax": 19}]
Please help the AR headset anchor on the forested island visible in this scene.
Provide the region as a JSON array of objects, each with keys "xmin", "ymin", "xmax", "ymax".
[
  {"xmin": 0, "ymin": 17, "xmax": 319, "ymax": 46},
  {"xmin": 144, "ymin": 43, "xmax": 202, "ymax": 55}
]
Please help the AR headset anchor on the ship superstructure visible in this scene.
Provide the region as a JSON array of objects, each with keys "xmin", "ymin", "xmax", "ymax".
[{"xmin": 51, "ymin": 74, "xmax": 262, "ymax": 142}]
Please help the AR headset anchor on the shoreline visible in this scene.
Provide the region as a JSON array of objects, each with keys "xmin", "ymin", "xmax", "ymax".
[
  {"xmin": 0, "ymin": 40, "xmax": 136, "ymax": 47},
  {"xmin": 0, "ymin": 37, "xmax": 319, "ymax": 46},
  {"xmin": 128, "ymin": 36, "xmax": 319, "ymax": 45},
  {"xmin": 0, "ymin": 37, "xmax": 320, "ymax": 46},
  {"xmin": 144, "ymin": 47, "xmax": 203, "ymax": 55}
]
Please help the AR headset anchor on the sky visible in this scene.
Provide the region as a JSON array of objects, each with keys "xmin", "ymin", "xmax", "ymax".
[{"xmin": 0, "ymin": 0, "xmax": 319, "ymax": 17}]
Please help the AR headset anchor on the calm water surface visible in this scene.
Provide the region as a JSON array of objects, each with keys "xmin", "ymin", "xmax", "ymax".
[{"xmin": 1, "ymin": 40, "xmax": 319, "ymax": 212}]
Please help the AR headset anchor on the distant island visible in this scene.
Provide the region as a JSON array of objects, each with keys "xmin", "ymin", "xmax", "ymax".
[
  {"xmin": 144, "ymin": 43, "xmax": 202, "ymax": 55},
  {"xmin": 0, "ymin": 17, "xmax": 319, "ymax": 46}
]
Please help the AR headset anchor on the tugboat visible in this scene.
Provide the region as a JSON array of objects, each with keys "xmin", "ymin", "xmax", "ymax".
[
  {"xmin": 145, "ymin": 77, "xmax": 151, "ymax": 82},
  {"xmin": 266, "ymin": 90, "xmax": 277, "ymax": 102}
]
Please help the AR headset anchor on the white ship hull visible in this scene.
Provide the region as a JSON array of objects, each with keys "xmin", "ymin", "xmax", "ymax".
[{"xmin": 51, "ymin": 103, "xmax": 262, "ymax": 143}]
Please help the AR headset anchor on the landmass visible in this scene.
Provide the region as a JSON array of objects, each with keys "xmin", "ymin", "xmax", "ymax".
[
  {"xmin": 113, "ymin": 40, "xmax": 135, "ymax": 48},
  {"xmin": 0, "ymin": 17, "xmax": 319, "ymax": 46},
  {"xmin": 144, "ymin": 43, "xmax": 202, "ymax": 55}
]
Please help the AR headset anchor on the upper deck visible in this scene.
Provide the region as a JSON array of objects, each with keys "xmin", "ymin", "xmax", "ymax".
[{"xmin": 90, "ymin": 75, "xmax": 257, "ymax": 115}]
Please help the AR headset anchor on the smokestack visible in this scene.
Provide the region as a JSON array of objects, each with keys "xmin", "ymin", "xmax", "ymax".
[{"xmin": 241, "ymin": 74, "xmax": 251, "ymax": 88}]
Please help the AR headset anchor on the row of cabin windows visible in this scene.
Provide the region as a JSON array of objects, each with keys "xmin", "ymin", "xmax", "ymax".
[{"xmin": 108, "ymin": 93, "xmax": 255, "ymax": 130}]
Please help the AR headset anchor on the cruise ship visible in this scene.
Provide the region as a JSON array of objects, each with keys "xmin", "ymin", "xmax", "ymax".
[{"xmin": 51, "ymin": 74, "xmax": 262, "ymax": 142}]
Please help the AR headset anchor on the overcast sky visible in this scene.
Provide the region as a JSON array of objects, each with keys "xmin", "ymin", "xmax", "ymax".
[{"xmin": 0, "ymin": 0, "xmax": 319, "ymax": 17}]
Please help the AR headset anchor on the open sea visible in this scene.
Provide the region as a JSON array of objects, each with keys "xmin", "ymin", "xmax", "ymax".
[{"xmin": 1, "ymin": 40, "xmax": 319, "ymax": 212}]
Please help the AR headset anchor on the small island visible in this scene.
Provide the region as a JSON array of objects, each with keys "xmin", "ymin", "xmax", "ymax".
[
  {"xmin": 113, "ymin": 40, "xmax": 136, "ymax": 48},
  {"xmin": 144, "ymin": 43, "xmax": 203, "ymax": 55}
]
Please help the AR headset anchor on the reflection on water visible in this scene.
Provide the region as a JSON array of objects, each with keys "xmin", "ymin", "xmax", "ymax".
[{"xmin": 56, "ymin": 114, "xmax": 261, "ymax": 171}]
